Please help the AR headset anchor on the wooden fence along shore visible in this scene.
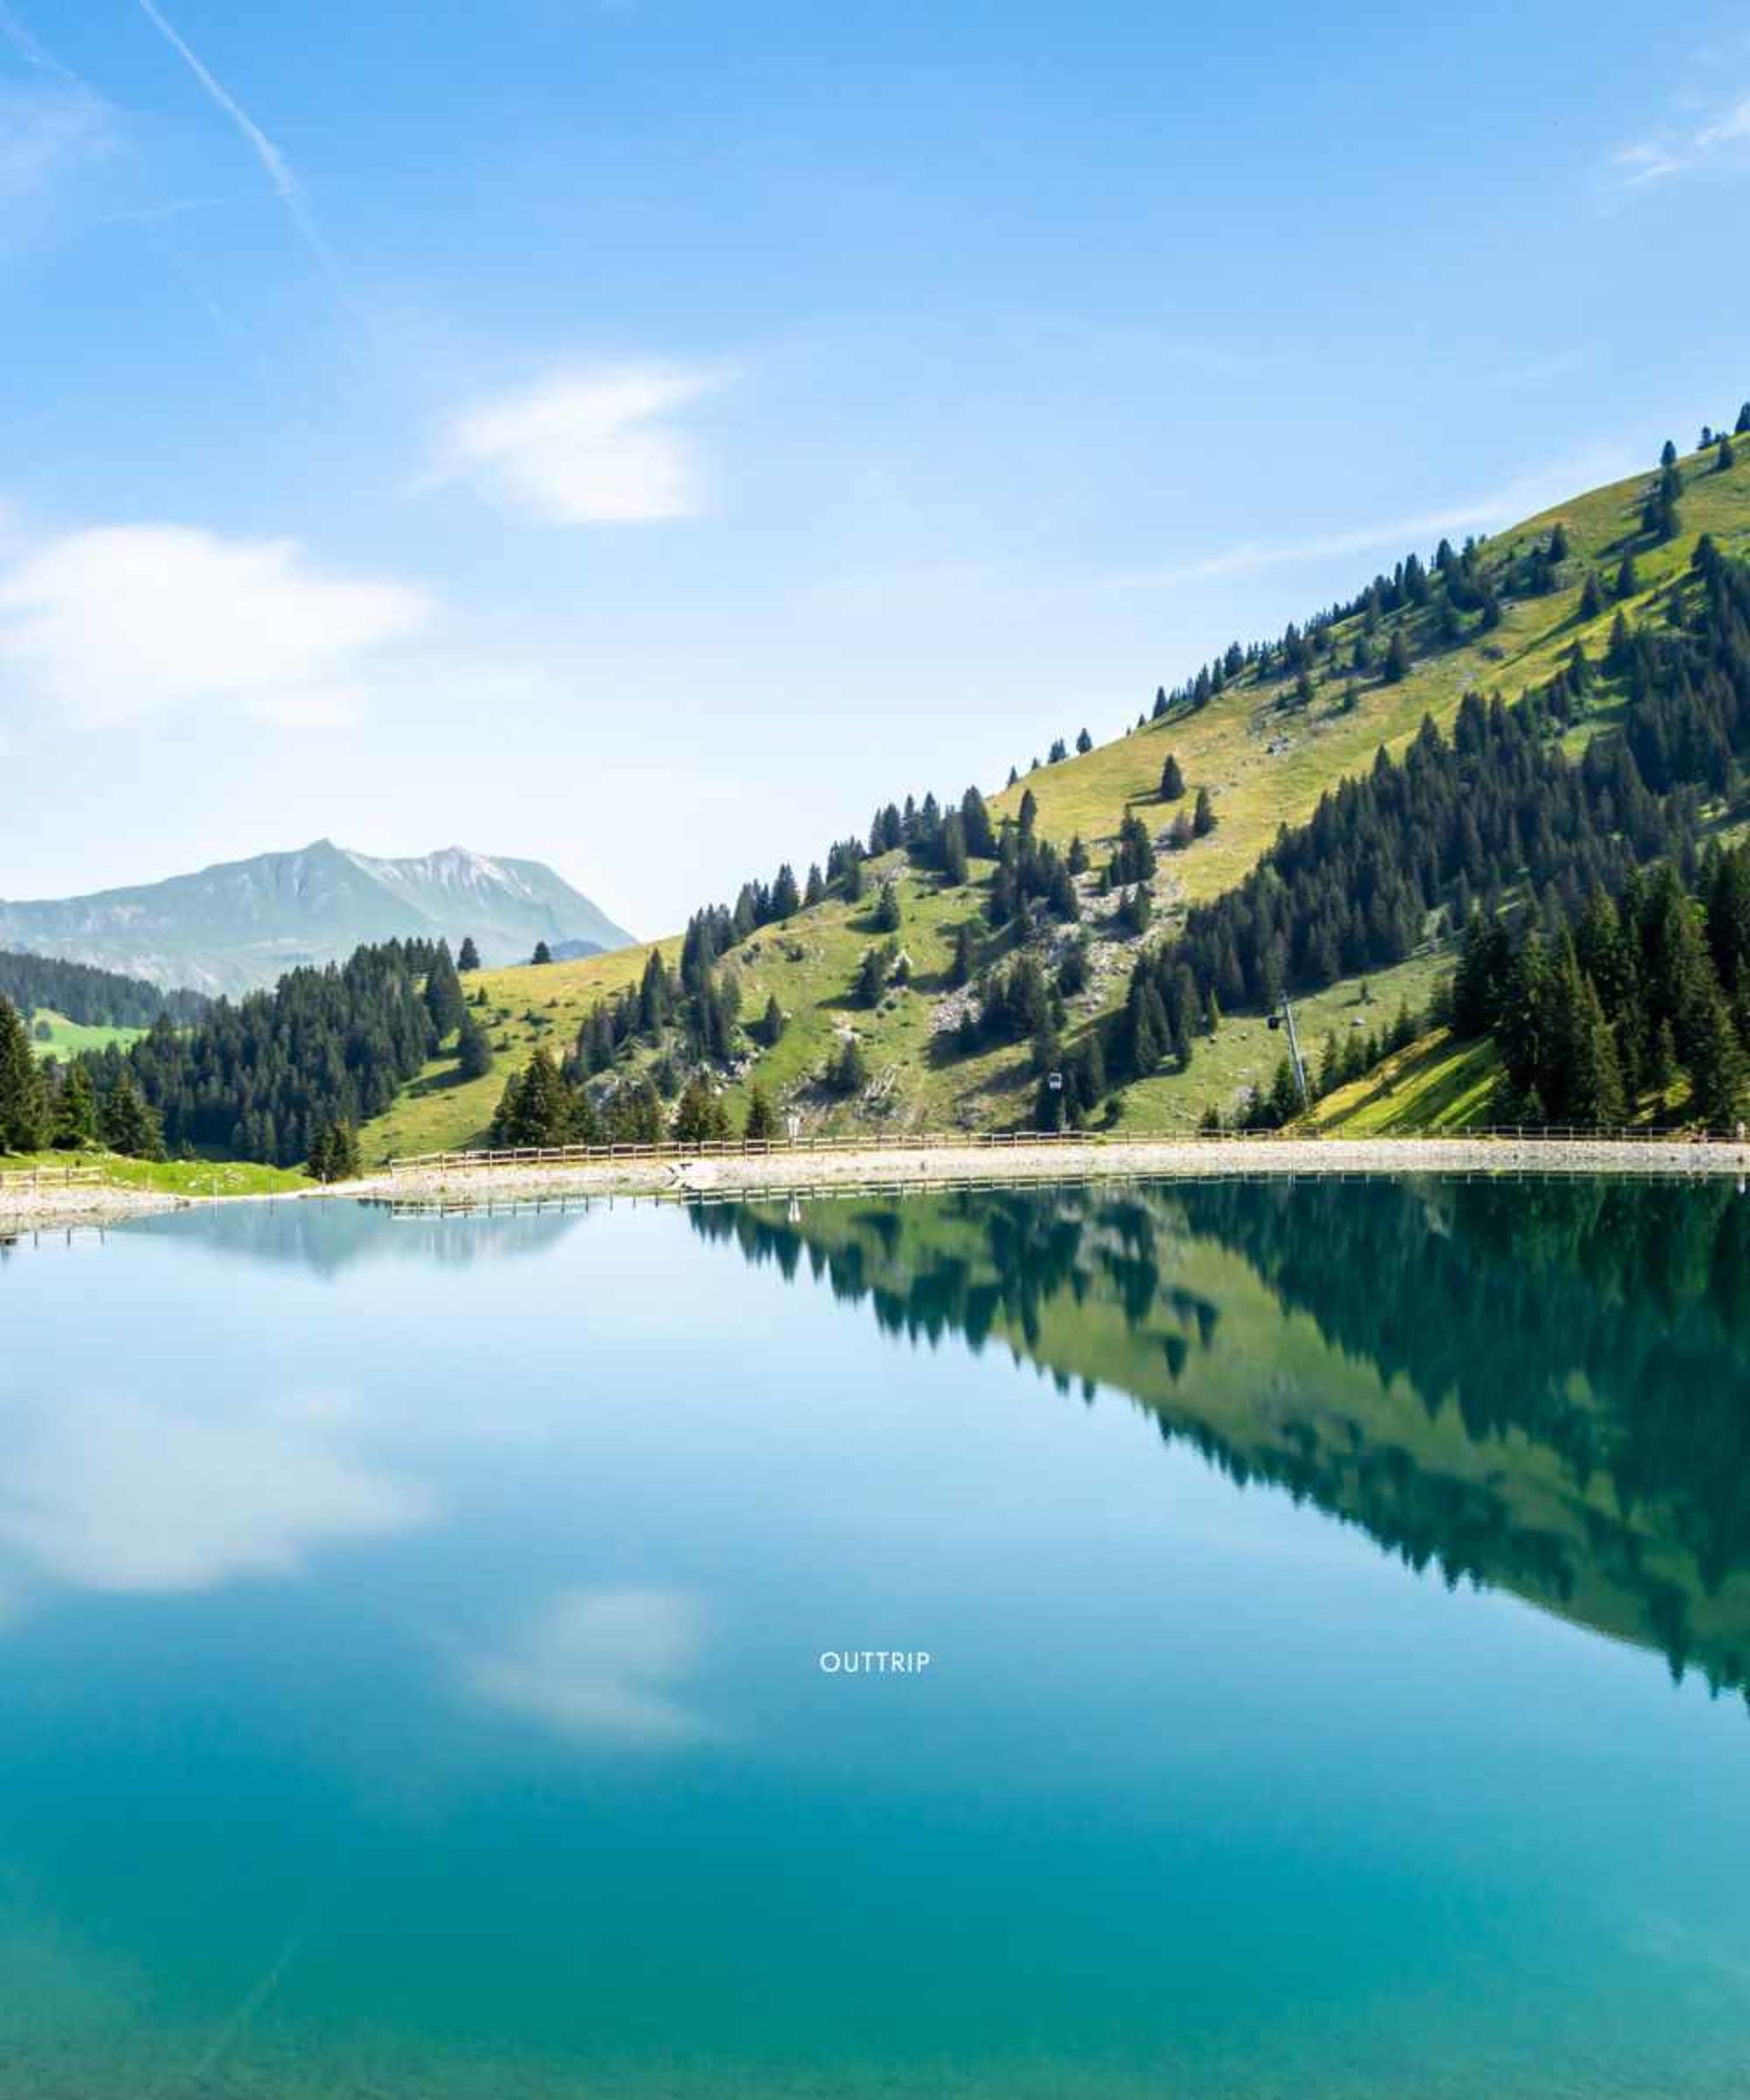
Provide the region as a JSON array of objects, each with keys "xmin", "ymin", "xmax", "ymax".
[
  {"xmin": 0, "ymin": 1164, "xmax": 106, "ymax": 1190},
  {"xmin": 385, "ymin": 1125, "xmax": 1748, "ymax": 1176}
]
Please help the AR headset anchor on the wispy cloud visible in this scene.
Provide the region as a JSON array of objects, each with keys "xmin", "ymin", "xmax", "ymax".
[
  {"xmin": 1610, "ymin": 89, "xmax": 1750, "ymax": 189},
  {"xmin": 133, "ymin": 0, "xmax": 338, "ymax": 274},
  {"xmin": 0, "ymin": 1, "xmax": 72, "ymax": 76},
  {"xmin": 0, "ymin": 523, "xmax": 434, "ymax": 729},
  {"xmin": 447, "ymin": 361, "xmax": 729, "ymax": 525},
  {"xmin": 91, "ymin": 189, "xmax": 248, "ymax": 228}
]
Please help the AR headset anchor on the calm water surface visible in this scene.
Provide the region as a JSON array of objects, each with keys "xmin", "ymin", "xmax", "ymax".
[{"xmin": 2, "ymin": 1176, "xmax": 1748, "ymax": 2097}]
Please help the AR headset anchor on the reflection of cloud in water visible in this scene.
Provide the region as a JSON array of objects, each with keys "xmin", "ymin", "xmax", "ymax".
[
  {"xmin": 465, "ymin": 1588, "xmax": 715, "ymax": 1747},
  {"xmin": 0, "ymin": 1393, "xmax": 432, "ymax": 1594}
]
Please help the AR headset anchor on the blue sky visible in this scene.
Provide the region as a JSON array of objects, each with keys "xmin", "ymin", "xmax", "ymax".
[{"xmin": 3, "ymin": 0, "xmax": 1748, "ymax": 935}]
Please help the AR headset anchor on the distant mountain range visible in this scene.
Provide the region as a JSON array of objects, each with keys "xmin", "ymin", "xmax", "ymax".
[{"xmin": 0, "ymin": 842, "xmax": 634, "ymax": 996}]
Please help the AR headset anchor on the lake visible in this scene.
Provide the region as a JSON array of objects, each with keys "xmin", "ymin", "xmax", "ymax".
[{"xmin": 3, "ymin": 1175, "xmax": 1748, "ymax": 2097}]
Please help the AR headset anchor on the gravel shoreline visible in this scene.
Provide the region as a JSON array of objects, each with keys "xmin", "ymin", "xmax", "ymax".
[
  {"xmin": 0, "ymin": 1183, "xmax": 182, "ymax": 1233},
  {"xmin": 367, "ymin": 1135, "xmax": 1750, "ymax": 1205}
]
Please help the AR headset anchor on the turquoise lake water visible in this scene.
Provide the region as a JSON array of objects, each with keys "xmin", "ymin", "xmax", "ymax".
[{"xmin": 2, "ymin": 1176, "xmax": 1748, "ymax": 2096}]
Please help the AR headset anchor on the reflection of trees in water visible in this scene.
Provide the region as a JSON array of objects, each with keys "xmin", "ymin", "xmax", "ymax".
[
  {"xmin": 692, "ymin": 1179, "xmax": 1750, "ymax": 1704},
  {"xmin": 1177, "ymin": 1179, "xmax": 1750, "ymax": 1621}
]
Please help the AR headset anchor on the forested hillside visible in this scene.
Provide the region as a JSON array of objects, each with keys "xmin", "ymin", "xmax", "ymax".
[
  {"xmin": 0, "ymin": 951, "xmax": 208, "ymax": 1029},
  {"xmin": 349, "ymin": 419, "xmax": 1748, "ymax": 1163}
]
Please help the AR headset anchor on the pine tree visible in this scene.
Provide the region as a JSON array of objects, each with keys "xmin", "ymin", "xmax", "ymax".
[
  {"xmin": 960, "ymin": 787, "xmax": 996, "ymax": 859},
  {"xmin": 0, "ymin": 994, "xmax": 48, "ymax": 1153},
  {"xmin": 492, "ymin": 1046, "xmax": 570, "ymax": 1147},
  {"xmin": 759, "ymin": 994, "xmax": 786, "ymax": 1047},
  {"xmin": 531, "ymin": 941, "xmax": 553, "ymax": 965},
  {"xmin": 52, "ymin": 1060, "xmax": 100, "ymax": 1150},
  {"xmin": 1687, "ymin": 988, "xmax": 1746, "ymax": 1130},
  {"xmin": 456, "ymin": 1008, "xmax": 492, "ymax": 1080},
  {"xmin": 771, "ymin": 864, "xmax": 802, "ymax": 918},
  {"xmin": 308, "ymin": 1118, "xmax": 362, "ymax": 1182},
  {"xmin": 1566, "ymin": 976, "xmax": 1626, "ymax": 1129},
  {"xmin": 939, "ymin": 813, "xmax": 969, "ymax": 888},
  {"xmin": 743, "ymin": 1083, "xmax": 777, "ymax": 1141},
  {"xmin": 1383, "ymin": 630, "xmax": 1409, "ymax": 683},
  {"xmin": 1737, "ymin": 402, "xmax": 1750, "ymax": 437},
  {"xmin": 1160, "ymin": 753, "xmax": 1186, "ymax": 801},
  {"xmin": 1718, "ymin": 433, "xmax": 1735, "ymax": 474},
  {"xmin": 949, "ymin": 924, "xmax": 974, "ymax": 988},
  {"xmin": 1192, "ymin": 786, "xmax": 1216, "ymax": 837},
  {"xmin": 424, "ymin": 941, "xmax": 466, "ymax": 1041},
  {"xmin": 457, "ymin": 937, "xmax": 482, "ymax": 972},
  {"xmin": 1076, "ymin": 727, "xmax": 1093, "ymax": 754},
  {"xmin": 1614, "ymin": 551, "xmax": 1639, "ymax": 600},
  {"xmin": 829, "ymin": 1036, "xmax": 868, "ymax": 1096},
  {"xmin": 854, "ymin": 947, "xmax": 888, "ymax": 1006},
  {"xmin": 872, "ymin": 882, "xmax": 902, "ymax": 933},
  {"xmin": 674, "ymin": 1073, "xmax": 728, "ymax": 1145},
  {"xmin": 100, "ymin": 1069, "xmax": 163, "ymax": 1160},
  {"xmin": 1578, "ymin": 572, "xmax": 1604, "ymax": 620}
]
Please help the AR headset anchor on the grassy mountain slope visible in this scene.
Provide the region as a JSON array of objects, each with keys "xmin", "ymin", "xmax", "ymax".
[{"xmin": 361, "ymin": 439, "xmax": 1750, "ymax": 1162}]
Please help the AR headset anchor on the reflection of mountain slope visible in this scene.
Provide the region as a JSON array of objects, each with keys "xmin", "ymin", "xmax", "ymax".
[
  {"xmin": 127, "ymin": 1198, "xmax": 588, "ymax": 1276},
  {"xmin": 694, "ymin": 1180, "xmax": 1750, "ymax": 1704}
]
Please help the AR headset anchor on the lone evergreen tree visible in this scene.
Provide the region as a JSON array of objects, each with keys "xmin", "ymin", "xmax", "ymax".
[
  {"xmin": 1075, "ymin": 727, "xmax": 1093, "ymax": 754},
  {"xmin": 1718, "ymin": 433, "xmax": 1735, "ymax": 474},
  {"xmin": 759, "ymin": 993, "xmax": 786, "ymax": 1046},
  {"xmin": 829, "ymin": 1035, "xmax": 868, "ymax": 1096},
  {"xmin": 455, "ymin": 1008, "xmax": 492, "ymax": 1080},
  {"xmin": 1192, "ymin": 786, "xmax": 1216, "ymax": 837},
  {"xmin": 743, "ymin": 1082, "xmax": 777, "ymax": 1141},
  {"xmin": 949, "ymin": 924, "xmax": 974, "ymax": 988},
  {"xmin": 1160, "ymin": 753, "xmax": 1186, "ymax": 801},
  {"xmin": 457, "ymin": 936, "xmax": 482, "ymax": 972},
  {"xmin": 531, "ymin": 941, "xmax": 553, "ymax": 965},
  {"xmin": 872, "ymin": 881, "xmax": 902, "ymax": 933}
]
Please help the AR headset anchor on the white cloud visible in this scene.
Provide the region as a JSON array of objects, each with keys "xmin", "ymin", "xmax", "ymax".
[
  {"xmin": 0, "ymin": 523, "xmax": 434, "ymax": 728},
  {"xmin": 1611, "ymin": 89, "xmax": 1750, "ymax": 188},
  {"xmin": 464, "ymin": 1587, "xmax": 716, "ymax": 1746},
  {"xmin": 448, "ymin": 362, "xmax": 726, "ymax": 524},
  {"xmin": 0, "ymin": 1392, "xmax": 432, "ymax": 1594}
]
